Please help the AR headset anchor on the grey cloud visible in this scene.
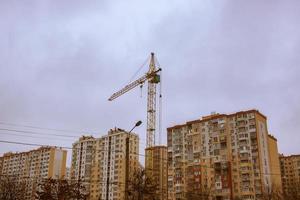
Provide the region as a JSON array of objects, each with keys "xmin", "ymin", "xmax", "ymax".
[{"xmin": 0, "ymin": 0, "xmax": 299, "ymax": 164}]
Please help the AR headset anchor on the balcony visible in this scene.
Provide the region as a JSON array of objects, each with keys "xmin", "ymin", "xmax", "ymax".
[
  {"xmin": 215, "ymin": 188, "xmax": 231, "ymax": 195},
  {"xmin": 241, "ymin": 170, "xmax": 251, "ymax": 175},
  {"xmin": 239, "ymin": 135, "xmax": 248, "ymax": 141},
  {"xmin": 214, "ymin": 163, "xmax": 221, "ymax": 172},
  {"xmin": 220, "ymin": 136, "xmax": 226, "ymax": 142},
  {"xmin": 241, "ymin": 175, "xmax": 250, "ymax": 182},
  {"xmin": 251, "ymin": 145, "xmax": 258, "ymax": 151},
  {"xmin": 236, "ymin": 121, "xmax": 246, "ymax": 127},
  {"xmin": 174, "ymin": 183, "xmax": 183, "ymax": 190},
  {"xmin": 240, "ymin": 148, "xmax": 250, "ymax": 154},
  {"xmin": 240, "ymin": 153, "xmax": 250, "ymax": 161},
  {"xmin": 214, "ymin": 156, "xmax": 221, "ymax": 163},
  {"xmin": 250, "ymin": 132, "xmax": 257, "ymax": 139},
  {"xmin": 240, "ymin": 162, "xmax": 251, "ymax": 167},
  {"xmin": 239, "ymin": 146, "xmax": 250, "ymax": 154},
  {"xmin": 174, "ymin": 153, "xmax": 182, "ymax": 157},
  {"xmin": 241, "ymin": 188, "xmax": 253, "ymax": 196},
  {"xmin": 174, "ymin": 163, "xmax": 183, "ymax": 168},
  {"xmin": 249, "ymin": 127, "xmax": 256, "ymax": 132},
  {"xmin": 221, "ymin": 162, "xmax": 229, "ymax": 170},
  {"xmin": 215, "ymin": 180, "xmax": 222, "ymax": 190}
]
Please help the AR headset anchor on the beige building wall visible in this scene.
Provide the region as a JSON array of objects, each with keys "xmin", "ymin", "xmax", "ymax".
[
  {"xmin": 145, "ymin": 146, "xmax": 168, "ymax": 200},
  {"xmin": 99, "ymin": 128, "xmax": 139, "ymax": 200},
  {"xmin": 280, "ymin": 154, "xmax": 300, "ymax": 196},
  {"xmin": 267, "ymin": 135, "xmax": 282, "ymax": 191},
  {"xmin": 167, "ymin": 109, "xmax": 278, "ymax": 200},
  {"xmin": 0, "ymin": 156, "xmax": 3, "ymax": 176},
  {"xmin": 71, "ymin": 135, "xmax": 96, "ymax": 196},
  {"xmin": 90, "ymin": 138, "xmax": 102, "ymax": 200},
  {"xmin": 0, "ymin": 146, "xmax": 67, "ymax": 200},
  {"xmin": 48, "ymin": 148, "xmax": 67, "ymax": 179},
  {"xmin": 71, "ymin": 129, "xmax": 139, "ymax": 200}
]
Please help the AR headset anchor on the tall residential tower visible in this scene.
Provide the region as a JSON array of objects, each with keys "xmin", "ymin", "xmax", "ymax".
[
  {"xmin": 280, "ymin": 154, "xmax": 300, "ymax": 198},
  {"xmin": 71, "ymin": 128, "xmax": 139, "ymax": 200},
  {"xmin": 71, "ymin": 135, "xmax": 96, "ymax": 194},
  {"xmin": 0, "ymin": 147, "xmax": 67, "ymax": 199},
  {"xmin": 167, "ymin": 110, "xmax": 281, "ymax": 200},
  {"xmin": 99, "ymin": 128, "xmax": 139, "ymax": 200}
]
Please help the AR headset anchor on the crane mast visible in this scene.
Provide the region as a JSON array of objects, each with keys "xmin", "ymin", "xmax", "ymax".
[
  {"xmin": 147, "ymin": 53, "xmax": 157, "ymax": 147},
  {"xmin": 108, "ymin": 52, "xmax": 161, "ymax": 148}
]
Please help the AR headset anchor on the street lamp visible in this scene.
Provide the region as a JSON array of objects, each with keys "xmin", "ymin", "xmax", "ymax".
[
  {"xmin": 125, "ymin": 121, "xmax": 142, "ymax": 200},
  {"xmin": 128, "ymin": 120, "xmax": 142, "ymax": 133}
]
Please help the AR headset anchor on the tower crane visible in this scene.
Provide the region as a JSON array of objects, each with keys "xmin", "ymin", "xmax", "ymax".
[{"xmin": 108, "ymin": 52, "xmax": 161, "ymax": 148}]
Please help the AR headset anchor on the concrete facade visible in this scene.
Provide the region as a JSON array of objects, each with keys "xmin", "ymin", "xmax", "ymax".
[
  {"xmin": 71, "ymin": 135, "xmax": 96, "ymax": 194},
  {"xmin": 280, "ymin": 154, "xmax": 300, "ymax": 197},
  {"xmin": 145, "ymin": 146, "xmax": 168, "ymax": 200},
  {"xmin": 72, "ymin": 128, "xmax": 139, "ymax": 200},
  {"xmin": 167, "ymin": 110, "xmax": 281, "ymax": 200},
  {"xmin": 98, "ymin": 128, "xmax": 139, "ymax": 200},
  {"xmin": 0, "ymin": 146, "xmax": 67, "ymax": 200}
]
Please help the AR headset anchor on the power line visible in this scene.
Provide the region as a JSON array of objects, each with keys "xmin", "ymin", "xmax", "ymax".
[
  {"xmin": 0, "ymin": 140, "xmax": 136, "ymax": 155},
  {"xmin": 0, "ymin": 132, "xmax": 72, "ymax": 141},
  {"xmin": 0, "ymin": 128, "xmax": 79, "ymax": 139},
  {"xmin": 0, "ymin": 123, "xmax": 148, "ymax": 146},
  {"xmin": 0, "ymin": 140, "xmax": 73, "ymax": 150},
  {"xmin": 0, "ymin": 121, "xmax": 98, "ymax": 135}
]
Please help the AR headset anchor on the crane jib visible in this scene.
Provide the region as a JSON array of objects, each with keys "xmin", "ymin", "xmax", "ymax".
[{"xmin": 108, "ymin": 68, "xmax": 161, "ymax": 101}]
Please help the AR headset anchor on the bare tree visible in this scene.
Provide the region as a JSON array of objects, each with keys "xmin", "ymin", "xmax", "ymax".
[
  {"xmin": 69, "ymin": 180, "xmax": 90, "ymax": 200},
  {"xmin": 282, "ymin": 182, "xmax": 300, "ymax": 200},
  {"xmin": 128, "ymin": 168, "xmax": 159, "ymax": 200},
  {"xmin": 36, "ymin": 178, "xmax": 89, "ymax": 200},
  {"xmin": 0, "ymin": 175, "xmax": 25, "ymax": 200},
  {"xmin": 261, "ymin": 186, "xmax": 283, "ymax": 200}
]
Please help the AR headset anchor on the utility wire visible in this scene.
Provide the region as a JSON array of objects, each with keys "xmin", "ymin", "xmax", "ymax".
[
  {"xmin": 0, "ymin": 121, "xmax": 95, "ymax": 134},
  {"xmin": 0, "ymin": 132, "xmax": 71, "ymax": 141},
  {"xmin": 0, "ymin": 128, "xmax": 79, "ymax": 139},
  {"xmin": 0, "ymin": 124, "xmax": 148, "ymax": 146}
]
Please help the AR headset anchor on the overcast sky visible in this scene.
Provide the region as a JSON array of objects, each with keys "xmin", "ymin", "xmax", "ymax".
[{"xmin": 0, "ymin": 0, "xmax": 299, "ymax": 166}]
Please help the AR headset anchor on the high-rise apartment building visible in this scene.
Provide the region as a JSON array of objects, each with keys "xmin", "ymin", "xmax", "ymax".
[
  {"xmin": 90, "ymin": 137, "xmax": 103, "ymax": 200},
  {"xmin": 65, "ymin": 167, "xmax": 71, "ymax": 180},
  {"xmin": 0, "ymin": 156, "xmax": 3, "ymax": 175},
  {"xmin": 267, "ymin": 135, "xmax": 282, "ymax": 192},
  {"xmin": 167, "ymin": 110, "xmax": 281, "ymax": 200},
  {"xmin": 145, "ymin": 146, "xmax": 168, "ymax": 200},
  {"xmin": 71, "ymin": 135, "xmax": 96, "ymax": 193},
  {"xmin": 99, "ymin": 128, "xmax": 139, "ymax": 200},
  {"xmin": 72, "ymin": 128, "xmax": 139, "ymax": 200},
  {"xmin": 0, "ymin": 146, "xmax": 67, "ymax": 200},
  {"xmin": 280, "ymin": 154, "xmax": 300, "ymax": 198}
]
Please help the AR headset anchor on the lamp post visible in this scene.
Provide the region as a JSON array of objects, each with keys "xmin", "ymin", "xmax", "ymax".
[{"xmin": 125, "ymin": 121, "xmax": 142, "ymax": 200}]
